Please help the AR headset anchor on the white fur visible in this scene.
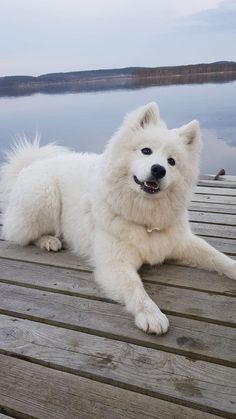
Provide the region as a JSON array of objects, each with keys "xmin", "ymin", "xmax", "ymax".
[{"xmin": 1, "ymin": 102, "xmax": 235, "ymax": 335}]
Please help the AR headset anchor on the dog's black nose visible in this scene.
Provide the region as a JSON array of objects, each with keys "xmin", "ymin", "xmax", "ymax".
[{"xmin": 151, "ymin": 164, "xmax": 166, "ymax": 179}]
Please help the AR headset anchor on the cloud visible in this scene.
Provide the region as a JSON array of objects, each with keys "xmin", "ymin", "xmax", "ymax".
[{"xmin": 0, "ymin": 0, "xmax": 233, "ymax": 75}]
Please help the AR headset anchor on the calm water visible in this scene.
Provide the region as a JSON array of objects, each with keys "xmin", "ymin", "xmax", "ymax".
[{"xmin": 0, "ymin": 81, "xmax": 236, "ymax": 174}]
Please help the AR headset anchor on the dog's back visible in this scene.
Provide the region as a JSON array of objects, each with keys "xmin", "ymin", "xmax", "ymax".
[{"xmin": 0, "ymin": 137, "xmax": 68, "ymax": 211}]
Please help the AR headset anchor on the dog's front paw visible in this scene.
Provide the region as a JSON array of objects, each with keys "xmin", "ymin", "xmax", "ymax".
[
  {"xmin": 35, "ymin": 235, "xmax": 62, "ymax": 252},
  {"xmin": 135, "ymin": 300, "xmax": 169, "ymax": 335}
]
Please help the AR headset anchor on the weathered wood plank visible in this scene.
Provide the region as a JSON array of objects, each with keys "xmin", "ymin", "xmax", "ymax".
[
  {"xmin": 189, "ymin": 211, "xmax": 236, "ymax": 225},
  {"xmin": 0, "ymin": 317, "xmax": 234, "ymax": 417},
  {"xmin": 0, "ymin": 241, "xmax": 91, "ymax": 271},
  {"xmin": 1, "ymin": 258, "xmax": 235, "ymax": 299},
  {"xmin": 0, "ymin": 354, "xmax": 223, "ymax": 419},
  {"xmin": 192, "ymin": 194, "xmax": 236, "ymax": 205},
  {"xmin": 191, "ymin": 222, "xmax": 236, "ymax": 239},
  {"xmin": 0, "ymin": 258, "xmax": 97, "ymax": 295},
  {"xmin": 198, "ymin": 180, "xmax": 236, "ymax": 189},
  {"xmin": 141, "ymin": 263, "xmax": 236, "ymax": 296},
  {"xmin": 0, "ymin": 414, "xmax": 13, "ymax": 419},
  {"xmin": 0, "ymin": 284, "xmax": 235, "ymax": 365},
  {"xmin": 194, "ymin": 186, "xmax": 236, "ymax": 196},
  {"xmin": 0, "ymin": 278, "xmax": 235, "ymax": 327},
  {"xmin": 189, "ymin": 202, "xmax": 236, "ymax": 215}
]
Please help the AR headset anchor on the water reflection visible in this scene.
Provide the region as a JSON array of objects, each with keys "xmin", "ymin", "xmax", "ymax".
[{"xmin": 0, "ymin": 81, "xmax": 235, "ymax": 174}]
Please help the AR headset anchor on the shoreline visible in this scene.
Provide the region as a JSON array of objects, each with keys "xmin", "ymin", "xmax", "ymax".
[{"xmin": 0, "ymin": 62, "xmax": 236, "ymax": 97}]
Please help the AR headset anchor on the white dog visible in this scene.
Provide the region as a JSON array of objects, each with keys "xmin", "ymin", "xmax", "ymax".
[{"xmin": 1, "ymin": 103, "xmax": 235, "ymax": 335}]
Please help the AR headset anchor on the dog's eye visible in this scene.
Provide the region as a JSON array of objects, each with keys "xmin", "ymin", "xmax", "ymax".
[
  {"xmin": 168, "ymin": 157, "xmax": 176, "ymax": 166},
  {"xmin": 141, "ymin": 148, "xmax": 152, "ymax": 155}
]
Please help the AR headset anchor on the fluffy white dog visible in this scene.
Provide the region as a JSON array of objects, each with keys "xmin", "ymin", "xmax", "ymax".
[{"xmin": 1, "ymin": 103, "xmax": 235, "ymax": 335}]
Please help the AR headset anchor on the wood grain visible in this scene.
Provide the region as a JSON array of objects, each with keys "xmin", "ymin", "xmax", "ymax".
[
  {"xmin": 189, "ymin": 211, "xmax": 236, "ymax": 226},
  {"xmin": 197, "ymin": 179, "xmax": 236, "ymax": 188},
  {"xmin": 190, "ymin": 222, "xmax": 236, "ymax": 239},
  {"xmin": 194, "ymin": 186, "xmax": 236, "ymax": 196},
  {"xmin": 192, "ymin": 194, "xmax": 236, "ymax": 205},
  {"xmin": 0, "ymin": 317, "xmax": 235, "ymax": 416},
  {"xmin": 1, "ymin": 257, "xmax": 235, "ymax": 298},
  {"xmin": 189, "ymin": 202, "xmax": 236, "ymax": 214},
  {"xmin": 0, "ymin": 280, "xmax": 235, "ymax": 327},
  {"xmin": 2, "ymin": 354, "xmax": 221, "ymax": 419},
  {"xmin": 0, "ymin": 285, "xmax": 235, "ymax": 365}
]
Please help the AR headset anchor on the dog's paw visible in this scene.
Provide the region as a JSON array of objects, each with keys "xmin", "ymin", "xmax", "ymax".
[
  {"xmin": 35, "ymin": 235, "xmax": 62, "ymax": 252},
  {"xmin": 135, "ymin": 300, "xmax": 169, "ymax": 335}
]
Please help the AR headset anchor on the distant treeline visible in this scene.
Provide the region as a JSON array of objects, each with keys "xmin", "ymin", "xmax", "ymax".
[{"xmin": 0, "ymin": 61, "xmax": 236, "ymax": 97}]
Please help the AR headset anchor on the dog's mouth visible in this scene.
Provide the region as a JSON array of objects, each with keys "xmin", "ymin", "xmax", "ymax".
[{"xmin": 133, "ymin": 175, "xmax": 161, "ymax": 194}]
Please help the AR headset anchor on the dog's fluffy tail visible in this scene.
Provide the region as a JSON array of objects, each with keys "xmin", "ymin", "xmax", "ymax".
[{"xmin": 0, "ymin": 136, "xmax": 68, "ymax": 210}]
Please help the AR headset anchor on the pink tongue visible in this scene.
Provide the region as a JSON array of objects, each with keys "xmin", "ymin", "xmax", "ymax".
[{"xmin": 146, "ymin": 181, "xmax": 158, "ymax": 188}]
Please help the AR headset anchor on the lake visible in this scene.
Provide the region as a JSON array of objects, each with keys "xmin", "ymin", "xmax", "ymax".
[{"xmin": 0, "ymin": 80, "xmax": 236, "ymax": 174}]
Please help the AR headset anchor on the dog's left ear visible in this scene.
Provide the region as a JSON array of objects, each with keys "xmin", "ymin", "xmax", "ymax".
[
  {"xmin": 179, "ymin": 120, "xmax": 201, "ymax": 148},
  {"xmin": 138, "ymin": 102, "xmax": 160, "ymax": 128},
  {"xmin": 125, "ymin": 102, "xmax": 160, "ymax": 130}
]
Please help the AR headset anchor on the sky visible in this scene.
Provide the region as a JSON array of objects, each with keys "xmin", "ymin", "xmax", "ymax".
[{"xmin": 0, "ymin": 0, "xmax": 236, "ymax": 76}]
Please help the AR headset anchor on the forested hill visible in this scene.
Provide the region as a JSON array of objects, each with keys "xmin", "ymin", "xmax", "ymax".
[{"xmin": 0, "ymin": 61, "xmax": 236, "ymax": 96}]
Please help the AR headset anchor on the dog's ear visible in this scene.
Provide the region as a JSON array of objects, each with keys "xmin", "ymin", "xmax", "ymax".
[
  {"xmin": 125, "ymin": 102, "xmax": 160, "ymax": 130},
  {"xmin": 138, "ymin": 102, "xmax": 160, "ymax": 128},
  {"xmin": 179, "ymin": 120, "xmax": 201, "ymax": 148}
]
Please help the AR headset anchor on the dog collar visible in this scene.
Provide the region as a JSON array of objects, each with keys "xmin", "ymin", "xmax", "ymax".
[{"xmin": 146, "ymin": 226, "xmax": 161, "ymax": 233}]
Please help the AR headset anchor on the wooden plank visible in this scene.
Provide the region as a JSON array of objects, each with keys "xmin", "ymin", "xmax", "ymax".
[
  {"xmin": 198, "ymin": 180, "xmax": 236, "ymax": 188},
  {"xmin": 0, "ymin": 319, "xmax": 234, "ymax": 417},
  {"xmin": 189, "ymin": 211, "xmax": 236, "ymax": 225},
  {"xmin": 190, "ymin": 222, "xmax": 236, "ymax": 239},
  {"xmin": 141, "ymin": 263, "xmax": 236, "ymax": 296},
  {"xmin": 0, "ymin": 258, "xmax": 96, "ymax": 295},
  {"xmin": 189, "ymin": 202, "xmax": 236, "ymax": 215},
  {"xmin": 192, "ymin": 194, "xmax": 236, "ymax": 205},
  {"xmin": 1, "ymin": 258, "xmax": 235, "ymax": 299},
  {"xmin": 0, "ymin": 284, "xmax": 235, "ymax": 365},
  {"xmin": 0, "ymin": 355, "xmax": 223, "ymax": 419},
  {"xmin": 195, "ymin": 186, "xmax": 236, "ymax": 196},
  {"xmin": 0, "ymin": 241, "xmax": 91, "ymax": 271},
  {"xmin": 0, "ymin": 278, "xmax": 235, "ymax": 327}
]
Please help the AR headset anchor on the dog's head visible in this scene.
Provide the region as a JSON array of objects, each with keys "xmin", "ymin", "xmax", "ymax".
[{"xmin": 104, "ymin": 102, "xmax": 201, "ymax": 201}]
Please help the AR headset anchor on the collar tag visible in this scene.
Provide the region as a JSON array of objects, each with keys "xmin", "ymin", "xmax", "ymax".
[{"xmin": 146, "ymin": 226, "xmax": 161, "ymax": 233}]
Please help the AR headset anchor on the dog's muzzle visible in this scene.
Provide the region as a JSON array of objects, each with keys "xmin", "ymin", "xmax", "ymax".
[{"xmin": 133, "ymin": 175, "xmax": 161, "ymax": 194}]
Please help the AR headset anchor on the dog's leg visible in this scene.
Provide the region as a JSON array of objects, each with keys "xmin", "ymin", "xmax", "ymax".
[
  {"xmin": 34, "ymin": 235, "xmax": 62, "ymax": 252},
  {"xmin": 172, "ymin": 233, "xmax": 236, "ymax": 280},
  {"xmin": 94, "ymin": 233, "xmax": 169, "ymax": 335}
]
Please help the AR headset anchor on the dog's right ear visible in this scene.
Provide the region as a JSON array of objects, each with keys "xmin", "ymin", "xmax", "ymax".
[{"xmin": 124, "ymin": 102, "xmax": 160, "ymax": 130}]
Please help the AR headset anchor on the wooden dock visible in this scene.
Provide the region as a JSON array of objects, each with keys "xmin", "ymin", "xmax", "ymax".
[{"xmin": 0, "ymin": 175, "xmax": 235, "ymax": 419}]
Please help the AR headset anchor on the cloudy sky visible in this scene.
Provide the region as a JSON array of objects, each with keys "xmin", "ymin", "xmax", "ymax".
[{"xmin": 0, "ymin": 0, "xmax": 235, "ymax": 76}]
